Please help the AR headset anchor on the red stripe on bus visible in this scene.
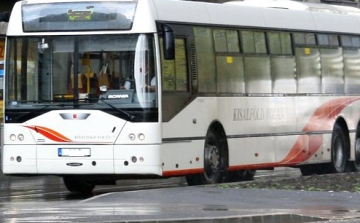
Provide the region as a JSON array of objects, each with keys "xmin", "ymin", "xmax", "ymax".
[
  {"xmin": 280, "ymin": 97, "xmax": 360, "ymax": 165},
  {"xmin": 162, "ymin": 168, "xmax": 204, "ymax": 177},
  {"xmin": 25, "ymin": 126, "xmax": 72, "ymax": 142}
]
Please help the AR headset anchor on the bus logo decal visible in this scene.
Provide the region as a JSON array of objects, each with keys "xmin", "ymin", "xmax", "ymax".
[{"xmin": 60, "ymin": 113, "xmax": 90, "ymax": 120}]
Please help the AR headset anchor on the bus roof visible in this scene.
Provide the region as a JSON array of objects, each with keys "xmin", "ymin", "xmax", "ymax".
[
  {"xmin": 224, "ymin": 0, "xmax": 360, "ymax": 15},
  {"xmin": 7, "ymin": 0, "xmax": 360, "ymax": 35}
]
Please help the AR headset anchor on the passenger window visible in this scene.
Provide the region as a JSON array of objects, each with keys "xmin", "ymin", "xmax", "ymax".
[
  {"xmin": 268, "ymin": 32, "xmax": 292, "ymax": 55},
  {"xmin": 318, "ymin": 34, "xmax": 339, "ymax": 47},
  {"xmin": 294, "ymin": 33, "xmax": 316, "ymax": 46},
  {"xmin": 213, "ymin": 29, "xmax": 240, "ymax": 53},
  {"xmin": 213, "ymin": 29, "xmax": 227, "ymax": 52},
  {"xmin": 194, "ymin": 26, "xmax": 216, "ymax": 93},
  {"xmin": 241, "ymin": 30, "xmax": 267, "ymax": 54},
  {"xmin": 341, "ymin": 35, "xmax": 360, "ymax": 48}
]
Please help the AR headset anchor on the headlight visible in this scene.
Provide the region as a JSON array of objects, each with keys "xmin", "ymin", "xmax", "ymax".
[
  {"xmin": 10, "ymin": 134, "xmax": 16, "ymax": 141},
  {"xmin": 138, "ymin": 133, "xmax": 145, "ymax": 141}
]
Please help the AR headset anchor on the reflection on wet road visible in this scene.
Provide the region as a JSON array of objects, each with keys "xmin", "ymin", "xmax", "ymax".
[
  {"xmin": 0, "ymin": 175, "xmax": 188, "ymax": 222},
  {"xmin": 0, "ymin": 168, "xmax": 300, "ymax": 203},
  {"xmin": 0, "ymin": 175, "xmax": 187, "ymax": 202},
  {"xmin": 6, "ymin": 168, "xmax": 347, "ymax": 223}
]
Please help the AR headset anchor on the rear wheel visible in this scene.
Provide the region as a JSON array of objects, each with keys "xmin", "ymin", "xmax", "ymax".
[
  {"xmin": 353, "ymin": 137, "xmax": 360, "ymax": 171},
  {"xmin": 186, "ymin": 129, "xmax": 227, "ymax": 185},
  {"xmin": 330, "ymin": 124, "xmax": 347, "ymax": 173},
  {"xmin": 63, "ymin": 176, "xmax": 95, "ymax": 194}
]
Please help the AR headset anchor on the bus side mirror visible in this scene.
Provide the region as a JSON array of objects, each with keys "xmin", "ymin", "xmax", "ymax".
[{"xmin": 163, "ymin": 25, "xmax": 175, "ymax": 60}]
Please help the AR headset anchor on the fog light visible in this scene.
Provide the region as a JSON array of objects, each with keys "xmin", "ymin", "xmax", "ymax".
[
  {"xmin": 139, "ymin": 157, "xmax": 144, "ymax": 162},
  {"xmin": 16, "ymin": 156, "xmax": 22, "ymax": 162},
  {"xmin": 131, "ymin": 156, "xmax": 137, "ymax": 163}
]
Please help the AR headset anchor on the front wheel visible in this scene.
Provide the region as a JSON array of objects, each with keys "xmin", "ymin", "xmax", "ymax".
[
  {"xmin": 330, "ymin": 124, "xmax": 347, "ymax": 173},
  {"xmin": 186, "ymin": 129, "xmax": 227, "ymax": 185},
  {"xmin": 63, "ymin": 176, "xmax": 95, "ymax": 194}
]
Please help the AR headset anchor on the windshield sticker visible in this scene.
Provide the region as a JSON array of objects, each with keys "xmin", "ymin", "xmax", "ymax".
[{"xmin": 68, "ymin": 6, "xmax": 94, "ymax": 21}]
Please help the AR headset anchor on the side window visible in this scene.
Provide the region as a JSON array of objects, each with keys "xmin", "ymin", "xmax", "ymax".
[
  {"xmin": 294, "ymin": 33, "xmax": 316, "ymax": 46},
  {"xmin": 160, "ymin": 38, "xmax": 188, "ymax": 92},
  {"xmin": 194, "ymin": 26, "xmax": 216, "ymax": 93},
  {"xmin": 340, "ymin": 35, "xmax": 360, "ymax": 48},
  {"xmin": 268, "ymin": 32, "xmax": 296, "ymax": 93},
  {"xmin": 213, "ymin": 29, "xmax": 240, "ymax": 53},
  {"xmin": 294, "ymin": 32, "xmax": 321, "ymax": 93},
  {"xmin": 213, "ymin": 29, "xmax": 244, "ymax": 94},
  {"xmin": 341, "ymin": 35, "xmax": 360, "ymax": 94},
  {"xmin": 241, "ymin": 30, "xmax": 266, "ymax": 54},
  {"xmin": 318, "ymin": 34, "xmax": 339, "ymax": 47},
  {"xmin": 317, "ymin": 34, "xmax": 343, "ymax": 94},
  {"xmin": 241, "ymin": 30, "xmax": 270, "ymax": 93},
  {"xmin": 268, "ymin": 32, "xmax": 292, "ymax": 55}
]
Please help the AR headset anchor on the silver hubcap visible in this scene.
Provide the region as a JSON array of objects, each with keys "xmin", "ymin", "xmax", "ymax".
[{"xmin": 206, "ymin": 145, "xmax": 220, "ymax": 173}]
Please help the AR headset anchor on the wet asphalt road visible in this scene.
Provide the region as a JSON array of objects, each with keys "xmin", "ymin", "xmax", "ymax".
[{"xmin": 1, "ymin": 169, "xmax": 360, "ymax": 222}]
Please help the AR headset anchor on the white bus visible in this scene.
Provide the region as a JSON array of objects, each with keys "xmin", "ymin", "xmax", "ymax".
[{"xmin": 3, "ymin": 0, "xmax": 360, "ymax": 193}]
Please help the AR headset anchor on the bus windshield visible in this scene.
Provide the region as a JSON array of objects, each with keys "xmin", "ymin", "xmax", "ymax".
[{"xmin": 5, "ymin": 34, "xmax": 158, "ymax": 123}]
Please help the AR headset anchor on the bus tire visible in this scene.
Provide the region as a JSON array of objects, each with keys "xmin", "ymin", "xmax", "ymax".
[
  {"xmin": 203, "ymin": 129, "xmax": 227, "ymax": 184},
  {"xmin": 330, "ymin": 124, "xmax": 347, "ymax": 173},
  {"xmin": 63, "ymin": 176, "xmax": 95, "ymax": 194},
  {"xmin": 353, "ymin": 137, "xmax": 360, "ymax": 171},
  {"xmin": 186, "ymin": 129, "xmax": 227, "ymax": 186}
]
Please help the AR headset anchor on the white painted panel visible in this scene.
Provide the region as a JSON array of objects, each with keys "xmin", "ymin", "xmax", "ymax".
[
  {"xmin": 311, "ymin": 12, "xmax": 360, "ymax": 34},
  {"xmin": 207, "ymin": 4, "xmax": 266, "ymax": 27},
  {"xmin": 37, "ymin": 145, "xmax": 114, "ymax": 174},
  {"xmin": 37, "ymin": 160, "xmax": 114, "ymax": 174},
  {"xmin": 263, "ymin": 9, "xmax": 316, "ymax": 31},
  {"xmin": 2, "ymin": 145, "xmax": 37, "ymax": 174},
  {"xmin": 154, "ymin": 0, "xmax": 210, "ymax": 24},
  {"xmin": 114, "ymin": 144, "xmax": 162, "ymax": 175},
  {"xmin": 228, "ymin": 137, "xmax": 275, "ymax": 166},
  {"xmin": 162, "ymin": 140, "xmax": 204, "ymax": 172}
]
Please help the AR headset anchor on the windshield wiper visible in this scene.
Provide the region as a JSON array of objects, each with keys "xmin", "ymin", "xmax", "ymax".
[{"xmin": 96, "ymin": 97, "xmax": 135, "ymax": 121}]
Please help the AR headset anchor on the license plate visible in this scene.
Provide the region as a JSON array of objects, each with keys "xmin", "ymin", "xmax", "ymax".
[{"xmin": 58, "ymin": 148, "xmax": 91, "ymax": 157}]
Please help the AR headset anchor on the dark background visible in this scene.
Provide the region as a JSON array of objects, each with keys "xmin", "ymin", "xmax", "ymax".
[{"xmin": 1, "ymin": 1, "xmax": 18, "ymax": 12}]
